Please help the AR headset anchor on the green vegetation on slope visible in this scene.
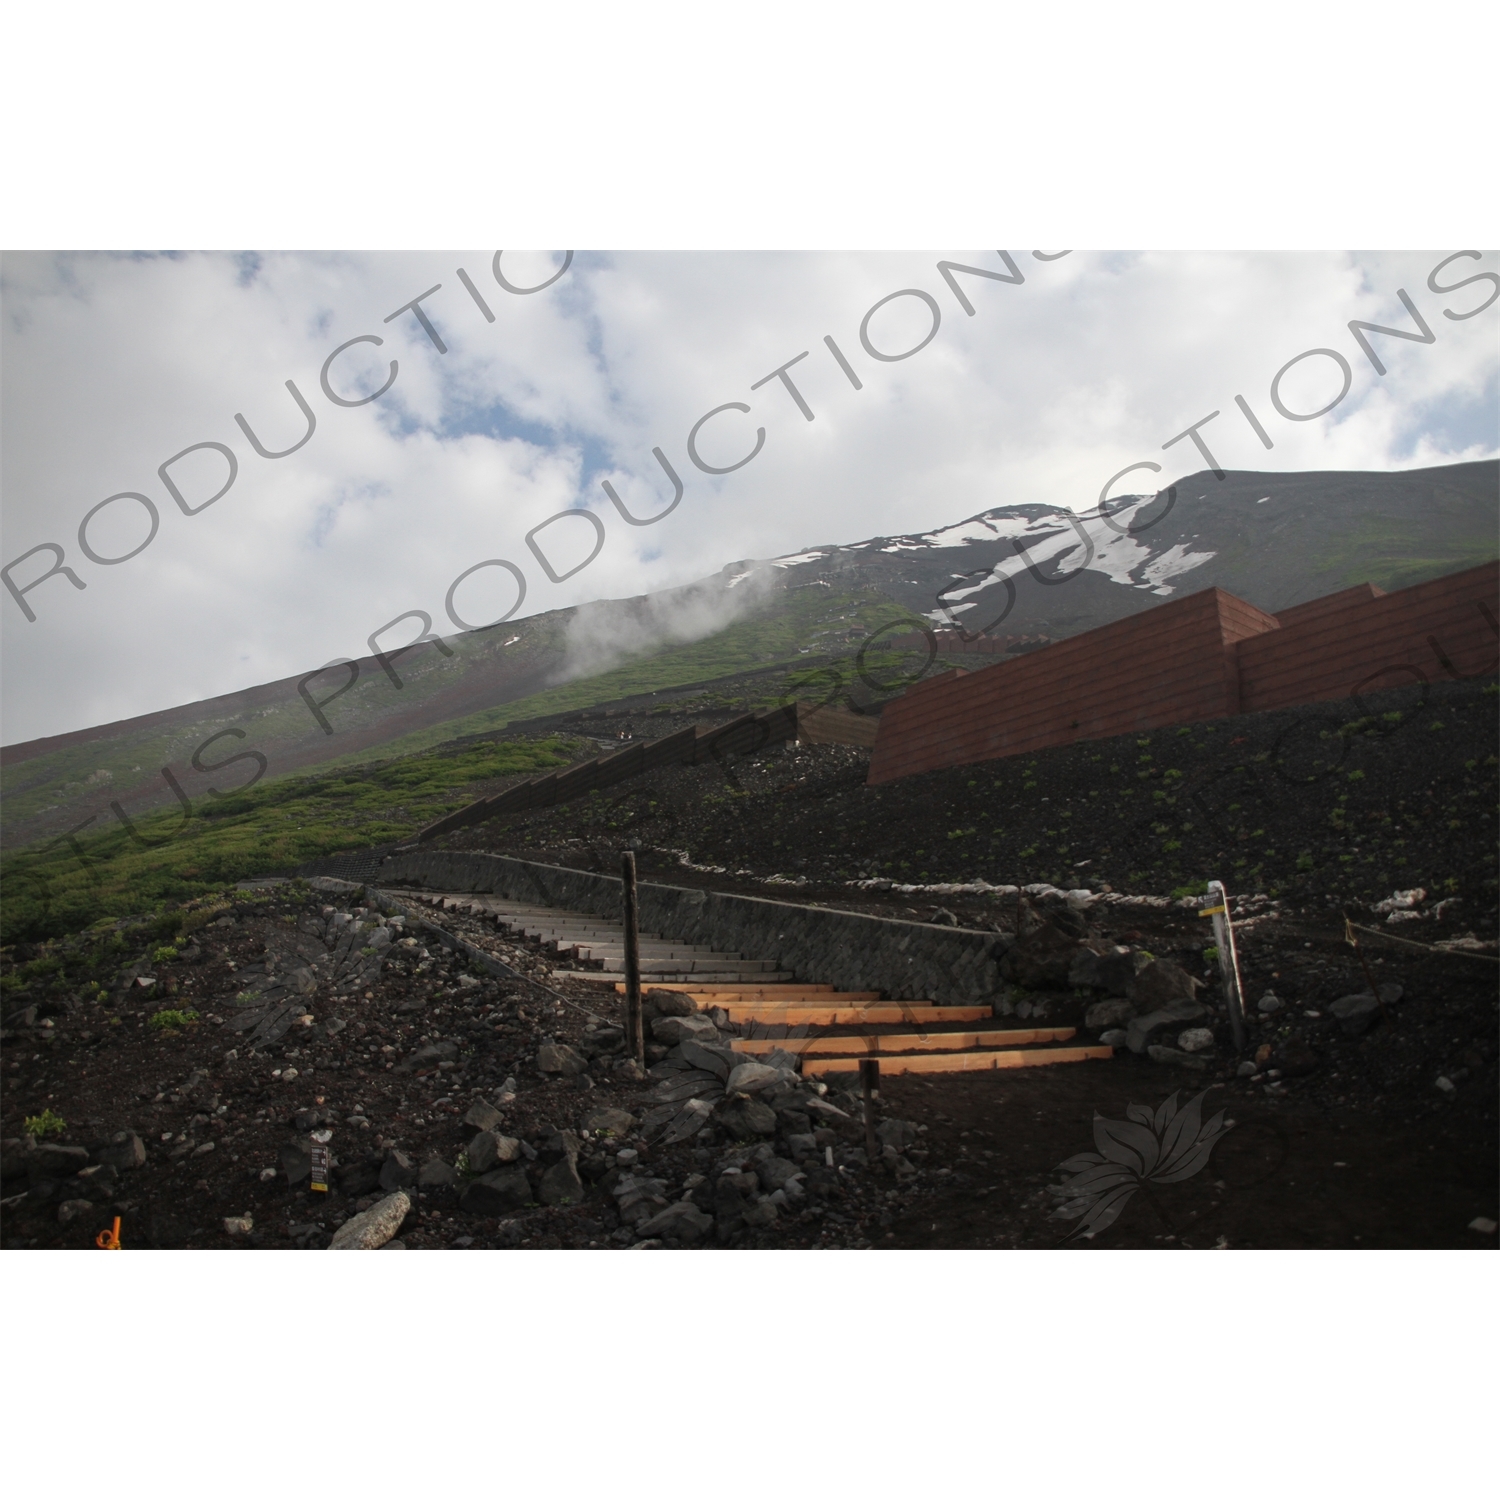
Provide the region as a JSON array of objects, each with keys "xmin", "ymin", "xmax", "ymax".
[
  {"xmin": 1322, "ymin": 515, "xmax": 1499, "ymax": 593},
  {"xmin": 304, "ymin": 584, "xmax": 927, "ymax": 768},
  {"xmin": 0, "ymin": 610, "xmax": 566, "ymax": 836},
  {"xmin": 0, "ymin": 736, "xmax": 577, "ymax": 947}
]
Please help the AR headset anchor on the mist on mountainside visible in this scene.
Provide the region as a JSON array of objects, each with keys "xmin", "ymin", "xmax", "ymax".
[{"xmin": 553, "ymin": 563, "xmax": 780, "ymax": 684}]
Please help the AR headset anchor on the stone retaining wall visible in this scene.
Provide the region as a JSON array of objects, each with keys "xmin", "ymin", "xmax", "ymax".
[{"xmin": 377, "ymin": 850, "xmax": 1006, "ymax": 1007}]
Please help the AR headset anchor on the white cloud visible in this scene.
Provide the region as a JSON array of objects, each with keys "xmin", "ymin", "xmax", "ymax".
[{"xmin": 2, "ymin": 248, "xmax": 1496, "ymax": 744}]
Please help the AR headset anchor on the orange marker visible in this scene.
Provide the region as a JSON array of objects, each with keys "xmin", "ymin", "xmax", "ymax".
[{"xmin": 96, "ymin": 1217, "xmax": 122, "ymax": 1250}]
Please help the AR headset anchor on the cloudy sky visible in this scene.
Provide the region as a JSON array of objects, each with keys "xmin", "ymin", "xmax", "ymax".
[{"xmin": 2, "ymin": 247, "xmax": 1496, "ymax": 745}]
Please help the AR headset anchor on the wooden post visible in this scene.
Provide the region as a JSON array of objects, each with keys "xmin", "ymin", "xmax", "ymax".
[
  {"xmin": 860, "ymin": 1058, "xmax": 880, "ymax": 1164},
  {"xmin": 1343, "ymin": 912, "xmax": 1394, "ymax": 1022},
  {"xmin": 621, "ymin": 850, "xmax": 644, "ymax": 1068},
  {"xmin": 1203, "ymin": 880, "xmax": 1247, "ymax": 1052}
]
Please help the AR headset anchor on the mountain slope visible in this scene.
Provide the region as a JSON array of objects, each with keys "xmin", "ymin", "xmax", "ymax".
[
  {"xmin": 769, "ymin": 459, "xmax": 1498, "ymax": 641},
  {"xmin": 4, "ymin": 458, "xmax": 1494, "ymax": 851}
]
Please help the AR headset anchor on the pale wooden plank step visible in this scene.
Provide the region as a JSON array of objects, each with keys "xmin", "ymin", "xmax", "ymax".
[
  {"xmin": 801, "ymin": 1045, "xmax": 1115, "ymax": 1077},
  {"xmin": 732, "ymin": 1027, "xmax": 1076, "ymax": 1055},
  {"xmin": 720, "ymin": 1004, "xmax": 992, "ymax": 1025}
]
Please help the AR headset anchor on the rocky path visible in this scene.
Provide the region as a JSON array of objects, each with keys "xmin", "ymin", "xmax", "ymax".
[{"xmin": 3, "ymin": 870, "xmax": 1494, "ymax": 1249}]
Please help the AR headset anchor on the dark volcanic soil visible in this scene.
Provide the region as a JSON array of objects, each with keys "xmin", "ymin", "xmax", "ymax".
[
  {"xmin": 447, "ymin": 674, "xmax": 1499, "ymax": 920},
  {"xmin": 5, "ymin": 674, "xmax": 1496, "ymax": 1251},
  {"xmin": 5, "ymin": 876, "xmax": 1492, "ymax": 1251}
]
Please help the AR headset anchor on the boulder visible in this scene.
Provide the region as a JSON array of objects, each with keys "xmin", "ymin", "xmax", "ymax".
[
  {"xmin": 1126, "ymin": 998, "xmax": 1206, "ymax": 1054},
  {"xmin": 635, "ymin": 1200, "xmax": 713, "ymax": 1243},
  {"xmin": 614, "ymin": 1173, "xmax": 670, "ymax": 1224},
  {"xmin": 1071, "ymin": 948, "xmax": 1141, "ymax": 995},
  {"xmin": 1084, "ymin": 998, "xmax": 1136, "ymax": 1031},
  {"xmin": 803, "ymin": 1094, "xmax": 851, "ymax": 1122},
  {"xmin": 660, "ymin": 1098, "xmax": 714, "ymax": 1144},
  {"xmin": 31, "ymin": 1144, "xmax": 90, "ymax": 1176},
  {"xmin": 1128, "ymin": 958, "xmax": 1202, "ymax": 1008},
  {"xmin": 1177, "ymin": 1027, "xmax": 1215, "ymax": 1053},
  {"xmin": 538, "ymin": 1129, "xmax": 580, "ymax": 1165},
  {"xmin": 464, "ymin": 1101, "xmax": 504, "ymax": 1133},
  {"xmin": 1001, "ymin": 923, "xmax": 1084, "ymax": 989},
  {"xmin": 329, "ymin": 1192, "xmax": 411, "ymax": 1249},
  {"xmin": 713, "ymin": 1171, "xmax": 756, "ymax": 1234},
  {"xmin": 96, "ymin": 1130, "xmax": 147, "ymax": 1171},
  {"xmin": 581, "ymin": 1107, "xmax": 635, "ymax": 1137},
  {"xmin": 1147, "ymin": 1046, "xmax": 1209, "ymax": 1071},
  {"xmin": 741, "ymin": 1199, "xmax": 778, "ymax": 1229},
  {"xmin": 718, "ymin": 1096, "xmax": 777, "ymax": 1137},
  {"xmin": 537, "ymin": 1157, "xmax": 584, "ymax": 1206},
  {"xmin": 466, "ymin": 1131, "xmax": 521, "ymax": 1174},
  {"xmin": 580, "ymin": 1025, "xmax": 625, "ymax": 1058},
  {"xmin": 645, "ymin": 988, "xmax": 698, "ymax": 1017},
  {"xmin": 75, "ymin": 1163, "xmax": 119, "ymax": 1200},
  {"xmin": 537, "ymin": 1042, "xmax": 587, "ymax": 1076},
  {"xmin": 725, "ymin": 1061, "xmax": 785, "ymax": 1094},
  {"xmin": 651, "ymin": 1014, "xmax": 720, "ymax": 1046},
  {"xmin": 399, "ymin": 1039, "xmax": 458, "ymax": 1073},
  {"xmin": 1329, "ymin": 984, "xmax": 1403, "ymax": 1037},
  {"xmin": 462, "ymin": 1167, "xmax": 534, "ymax": 1214},
  {"xmin": 379, "ymin": 1149, "xmax": 417, "ymax": 1192},
  {"xmin": 755, "ymin": 1156, "xmax": 804, "ymax": 1192},
  {"xmin": 57, "ymin": 1198, "xmax": 96, "ymax": 1225},
  {"xmin": 417, "ymin": 1155, "xmax": 457, "ymax": 1187}
]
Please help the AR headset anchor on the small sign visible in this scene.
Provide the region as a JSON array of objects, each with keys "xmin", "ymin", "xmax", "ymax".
[{"xmin": 310, "ymin": 1129, "xmax": 332, "ymax": 1192}]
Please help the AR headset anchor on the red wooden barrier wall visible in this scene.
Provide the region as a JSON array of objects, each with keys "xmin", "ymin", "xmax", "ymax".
[{"xmin": 866, "ymin": 560, "xmax": 1499, "ymax": 785}]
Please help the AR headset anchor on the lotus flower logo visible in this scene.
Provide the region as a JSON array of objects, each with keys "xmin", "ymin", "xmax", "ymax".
[{"xmin": 1049, "ymin": 1088, "xmax": 1234, "ymax": 1240}]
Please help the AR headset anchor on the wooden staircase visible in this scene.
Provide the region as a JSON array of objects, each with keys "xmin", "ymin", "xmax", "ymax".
[
  {"xmin": 616, "ymin": 981, "xmax": 1111, "ymax": 1075},
  {"xmin": 393, "ymin": 891, "xmax": 793, "ymax": 984},
  {"xmin": 394, "ymin": 890, "xmax": 1111, "ymax": 1077}
]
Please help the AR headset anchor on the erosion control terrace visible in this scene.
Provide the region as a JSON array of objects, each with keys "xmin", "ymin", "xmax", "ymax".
[{"xmin": 868, "ymin": 560, "xmax": 1499, "ymax": 783}]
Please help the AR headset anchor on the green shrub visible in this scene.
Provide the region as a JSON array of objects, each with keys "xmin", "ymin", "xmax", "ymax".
[
  {"xmin": 152, "ymin": 944, "xmax": 179, "ymax": 964},
  {"xmin": 148, "ymin": 1008, "xmax": 200, "ymax": 1030},
  {"xmin": 24, "ymin": 1108, "xmax": 67, "ymax": 1138}
]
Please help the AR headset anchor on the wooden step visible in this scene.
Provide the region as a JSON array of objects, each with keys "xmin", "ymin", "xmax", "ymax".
[
  {"xmin": 801, "ymin": 1045, "xmax": 1115, "ymax": 1077},
  {"xmin": 689, "ymin": 991, "xmax": 890, "ymax": 1007},
  {"xmin": 721, "ymin": 1004, "xmax": 993, "ymax": 1025},
  {"xmin": 613, "ymin": 983, "xmax": 839, "ymax": 996},
  {"xmin": 590, "ymin": 960, "xmax": 784, "ymax": 975},
  {"xmin": 732, "ymin": 1026, "xmax": 1077, "ymax": 1056},
  {"xmin": 571, "ymin": 970, "xmax": 798, "ymax": 985}
]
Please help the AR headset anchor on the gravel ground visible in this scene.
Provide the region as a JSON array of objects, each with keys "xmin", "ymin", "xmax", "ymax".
[
  {"xmin": 450, "ymin": 674, "xmax": 1498, "ymax": 917},
  {"xmin": 2, "ymin": 882, "xmax": 952, "ymax": 1250},
  {"xmin": 5, "ymin": 674, "xmax": 1495, "ymax": 1251}
]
